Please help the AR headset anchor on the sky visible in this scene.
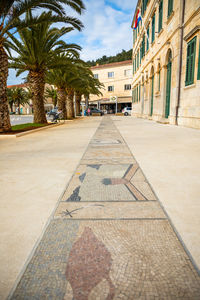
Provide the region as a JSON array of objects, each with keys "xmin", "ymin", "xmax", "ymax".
[{"xmin": 7, "ymin": 0, "xmax": 137, "ymax": 85}]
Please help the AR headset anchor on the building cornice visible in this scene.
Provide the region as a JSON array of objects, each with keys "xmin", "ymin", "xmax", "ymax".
[
  {"xmin": 91, "ymin": 60, "xmax": 132, "ymax": 70},
  {"xmin": 184, "ymin": 25, "xmax": 200, "ymax": 41}
]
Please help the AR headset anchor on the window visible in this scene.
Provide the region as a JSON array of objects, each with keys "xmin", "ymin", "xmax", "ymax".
[
  {"xmin": 146, "ymin": 27, "xmax": 149, "ymax": 51},
  {"xmin": 159, "ymin": 69, "xmax": 161, "ymax": 91},
  {"xmin": 124, "ymin": 69, "xmax": 132, "ymax": 76},
  {"xmin": 152, "ymin": 13, "xmax": 155, "ymax": 43},
  {"xmin": 185, "ymin": 36, "xmax": 197, "ymax": 86},
  {"xmin": 108, "ymin": 72, "xmax": 114, "ymax": 78},
  {"xmin": 94, "ymin": 74, "xmax": 98, "ymax": 79},
  {"xmin": 142, "ymin": 0, "xmax": 149, "ymax": 16},
  {"xmin": 139, "ymin": 84, "xmax": 141, "ymax": 101},
  {"xmin": 168, "ymin": 0, "xmax": 173, "ymax": 17},
  {"xmin": 137, "ymin": 51, "xmax": 139, "ymax": 69},
  {"xmin": 133, "ymin": 30, "xmax": 135, "ymax": 45},
  {"xmin": 158, "ymin": 64, "xmax": 161, "ymax": 91},
  {"xmin": 158, "ymin": 0, "xmax": 163, "ymax": 32},
  {"xmin": 141, "ymin": 35, "xmax": 145, "ymax": 58},
  {"xmin": 197, "ymin": 41, "xmax": 200, "ymax": 80},
  {"xmin": 135, "ymin": 56, "xmax": 137, "ymax": 72},
  {"xmin": 124, "ymin": 84, "xmax": 131, "ymax": 90},
  {"xmin": 108, "ymin": 85, "xmax": 114, "ymax": 92}
]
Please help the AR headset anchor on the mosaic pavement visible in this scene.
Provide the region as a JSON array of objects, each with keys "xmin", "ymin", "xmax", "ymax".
[{"xmin": 10, "ymin": 116, "xmax": 200, "ymax": 299}]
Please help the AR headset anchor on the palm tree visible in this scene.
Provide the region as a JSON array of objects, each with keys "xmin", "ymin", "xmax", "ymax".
[
  {"xmin": 7, "ymin": 87, "xmax": 30, "ymax": 114},
  {"xmin": 7, "ymin": 88, "xmax": 15, "ymax": 113},
  {"xmin": 0, "ymin": 0, "xmax": 85, "ymax": 132},
  {"xmin": 45, "ymin": 86, "xmax": 58, "ymax": 108},
  {"xmin": 8, "ymin": 14, "xmax": 82, "ymax": 123},
  {"xmin": 69, "ymin": 65, "xmax": 104, "ymax": 115}
]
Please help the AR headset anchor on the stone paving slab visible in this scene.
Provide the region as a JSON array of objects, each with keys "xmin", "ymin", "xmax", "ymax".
[
  {"xmin": 82, "ymin": 146, "xmax": 133, "ymax": 161},
  {"xmin": 11, "ymin": 220, "xmax": 200, "ymax": 300},
  {"xmin": 55, "ymin": 201, "xmax": 166, "ymax": 219}
]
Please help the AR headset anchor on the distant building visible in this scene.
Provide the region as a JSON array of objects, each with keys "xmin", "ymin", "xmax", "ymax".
[
  {"xmin": 131, "ymin": 0, "xmax": 200, "ymax": 129},
  {"xmin": 90, "ymin": 60, "xmax": 132, "ymax": 113}
]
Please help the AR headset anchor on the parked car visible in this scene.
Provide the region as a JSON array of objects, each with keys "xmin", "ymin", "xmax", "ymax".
[
  {"xmin": 90, "ymin": 108, "xmax": 104, "ymax": 116},
  {"xmin": 122, "ymin": 107, "xmax": 132, "ymax": 116}
]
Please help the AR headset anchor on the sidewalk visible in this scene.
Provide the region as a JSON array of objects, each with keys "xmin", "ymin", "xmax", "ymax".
[
  {"xmin": 0, "ymin": 117, "xmax": 101, "ymax": 299},
  {"xmin": 5, "ymin": 116, "xmax": 200, "ymax": 299},
  {"xmin": 113, "ymin": 116, "xmax": 200, "ymax": 270}
]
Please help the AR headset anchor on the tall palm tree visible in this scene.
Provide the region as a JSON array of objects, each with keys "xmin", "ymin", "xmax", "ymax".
[
  {"xmin": 69, "ymin": 65, "xmax": 104, "ymax": 114},
  {"xmin": 0, "ymin": 0, "xmax": 85, "ymax": 132},
  {"xmin": 7, "ymin": 87, "xmax": 30, "ymax": 114},
  {"xmin": 8, "ymin": 14, "xmax": 82, "ymax": 123},
  {"xmin": 45, "ymin": 86, "xmax": 58, "ymax": 108}
]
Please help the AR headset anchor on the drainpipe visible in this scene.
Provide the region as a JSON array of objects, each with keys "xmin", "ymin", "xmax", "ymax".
[{"xmin": 175, "ymin": 0, "xmax": 185, "ymax": 125}]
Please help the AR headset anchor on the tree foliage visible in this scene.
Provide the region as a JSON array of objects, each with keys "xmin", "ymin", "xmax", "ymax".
[{"xmin": 87, "ymin": 49, "xmax": 132, "ymax": 66}]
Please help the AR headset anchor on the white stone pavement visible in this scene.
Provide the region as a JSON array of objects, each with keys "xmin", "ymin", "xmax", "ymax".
[
  {"xmin": 0, "ymin": 116, "xmax": 200, "ymax": 299},
  {"xmin": 112, "ymin": 116, "xmax": 200, "ymax": 271}
]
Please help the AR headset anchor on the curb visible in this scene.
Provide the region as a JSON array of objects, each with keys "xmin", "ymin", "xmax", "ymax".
[{"xmin": 0, "ymin": 122, "xmax": 63, "ymax": 139}]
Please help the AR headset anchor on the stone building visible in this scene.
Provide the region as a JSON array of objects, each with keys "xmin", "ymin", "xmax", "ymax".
[
  {"xmin": 89, "ymin": 60, "xmax": 132, "ymax": 113},
  {"xmin": 131, "ymin": 0, "xmax": 200, "ymax": 129}
]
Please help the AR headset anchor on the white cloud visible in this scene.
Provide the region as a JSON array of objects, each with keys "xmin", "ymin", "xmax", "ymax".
[{"xmin": 70, "ymin": 0, "xmax": 137, "ymax": 61}]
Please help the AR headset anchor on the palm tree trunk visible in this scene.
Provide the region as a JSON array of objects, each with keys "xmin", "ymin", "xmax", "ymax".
[
  {"xmin": 66, "ymin": 88, "xmax": 74, "ymax": 119},
  {"xmin": 29, "ymin": 71, "xmax": 47, "ymax": 123},
  {"xmin": 76, "ymin": 92, "xmax": 82, "ymax": 116},
  {"xmin": 18, "ymin": 100, "xmax": 21, "ymax": 115},
  {"xmin": 0, "ymin": 46, "xmax": 11, "ymax": 132},
  {"xmin": 57, "ymin": 89, "xmax": 67, "ymax": 119}
]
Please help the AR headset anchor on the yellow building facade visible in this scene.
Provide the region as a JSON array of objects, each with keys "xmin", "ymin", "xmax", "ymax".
[
  {"xmin": 89, "ymin": 61, "xmax": 132, "ymax": 113},
  {"xmin": 131, "ymin": 0, "xmax": 200, "ymax": 129}
]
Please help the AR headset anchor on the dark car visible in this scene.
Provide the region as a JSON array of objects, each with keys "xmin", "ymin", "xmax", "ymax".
[{"xmin": 90, "ymin": 108, "xmax": 104, "ymax": 116}]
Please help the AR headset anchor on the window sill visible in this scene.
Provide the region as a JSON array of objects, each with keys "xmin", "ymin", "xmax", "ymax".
[
  {"xmin": 184, "ymin": 83, "xmax": 196, "ymax": 89},
  {"xmin": 158, "ymin": 28, "xmax": 163, "ymax": 37},
  {"xmin": 155, "ymin": 91, "xmax": 161, "ymax": 97},
  {"xmin": 167, "ymin": 11, "xmax": 174, "ymax": 24}
]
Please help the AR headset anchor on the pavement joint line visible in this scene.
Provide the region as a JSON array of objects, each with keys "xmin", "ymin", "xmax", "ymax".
[
  {"xmin": 60, "ymin": 200, "xmax": 158, "ymax": 203},
  {"xmin": 53, "ymin": 218, "xmax": 168, "ymax": 221}
]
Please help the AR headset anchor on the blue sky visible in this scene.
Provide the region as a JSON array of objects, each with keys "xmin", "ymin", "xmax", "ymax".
[{"xmin": 8, "ymin": 0, "xmax": 137, "ymax": 85}]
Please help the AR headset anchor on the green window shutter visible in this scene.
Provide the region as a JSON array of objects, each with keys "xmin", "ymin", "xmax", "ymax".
[
  {"xmin": 185, "ymin": 36, "xmax": 197, "ymax": 86},
  {"xmin": 152, "ymin": 14, "xmax": 155, "ymax": 43},
  {"xmin": 159, "ymin": 69, "xmax": 161, "ymax": 91},
  {"xmin": 197, "ymin": 41, "xmax": 200, "ymax": 80},
  {"xmin": 158, "ymin": 0, "xmax": 163, "ymax": 32},
  {"xmin": 147, "ymin": 27, "xmax": 149, "ymax": 51},
  {"xmin": 139, "ymin": 84, "xmax": 141, "ymax": 101},
  {"xmin": 168, "ymin": 0, "xmax": 173, "ymax": 17},
  {"xmin": 135, "ymin": 57, "xmax": 137, "ymax": 72},
  {"xmin": 140, "ymin": 45, "xmax": 142, "ymax": 64}
]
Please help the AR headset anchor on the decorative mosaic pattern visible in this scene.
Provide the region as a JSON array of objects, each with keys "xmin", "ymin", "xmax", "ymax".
[
  {"xmin": 10, "ymin": 116, "xmax": 200, "ymax": 300},
  {"xmin": 55, "ymin": 201, "xmax": 166, "ymax": 219},
  {"xmin": 11, "ymin": 220, "xmax": 200, "ymax": 299},
  {"xmin": 62, "ymin": 164, "xmax": 157, "ymax": 202}
]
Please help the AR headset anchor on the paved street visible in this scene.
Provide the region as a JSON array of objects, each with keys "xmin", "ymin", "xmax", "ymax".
[
  {"xmin": 10, "ymin": 115, "xmax": 33, "ymax": 126},
  {"xmin": 7, "ymin": 116, "xmax": 200, "ymax": 299}
]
